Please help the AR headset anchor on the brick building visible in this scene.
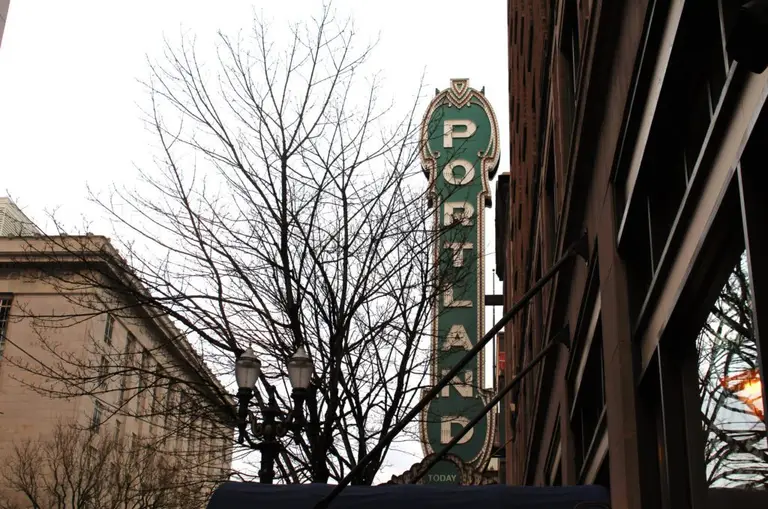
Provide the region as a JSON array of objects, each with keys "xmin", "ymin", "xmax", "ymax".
[
  {"xmin": 496, "ymin": 1, "xmax": 768, "ymax": 508},
  {"xmin": 0, "ymin": 213, "xmax": 234, "ymax": 503}
]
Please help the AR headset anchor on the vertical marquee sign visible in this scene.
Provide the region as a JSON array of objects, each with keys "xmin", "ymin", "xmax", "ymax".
[{"xmin": 419, "ymin": 79, "xmax": 499, "ymax": 484}]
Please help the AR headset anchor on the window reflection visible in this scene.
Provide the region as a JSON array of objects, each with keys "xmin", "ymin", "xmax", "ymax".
[
  {"xmin": 720, "ymin": 369, "xmax": 764, "ymax": 421},
  {"xmin": 697, "ymin": 251, "xmax": 767, "ymax": 489}
]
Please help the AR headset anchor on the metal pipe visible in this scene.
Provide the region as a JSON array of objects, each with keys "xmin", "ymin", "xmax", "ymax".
[
  {"xmin": 313, "ymin": 232, "xmax": 586, "ymax": 509},
  {"xmin": 409, "ymin": 326, "xmax": 569, "ymax": 484}
]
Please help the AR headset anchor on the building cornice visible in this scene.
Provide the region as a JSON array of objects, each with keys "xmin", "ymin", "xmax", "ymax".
[{"xmin": 0, "ymin": 235, "xmax": 235, "ymax": 415}]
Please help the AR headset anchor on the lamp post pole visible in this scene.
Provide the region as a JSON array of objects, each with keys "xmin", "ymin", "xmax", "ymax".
[
  {"xmin": 235, "ymin": 345, "xmax": 314, "ymax": 484},
  {"xmin": 257, "ymin": 390, "xmax": 281, "ymax": 484}
]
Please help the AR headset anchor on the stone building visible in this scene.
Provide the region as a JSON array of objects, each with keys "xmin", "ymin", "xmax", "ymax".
[
  {"xmin": 496, "ymin": 1, "xmax": 768, "ymax": 508},
  {"xmin": 0, "ymin": 198, "xmax": 40, "ymax": 237},
  {"xmin": 0, "ymin": 206, "xmax": 234, "ymax": 503}
]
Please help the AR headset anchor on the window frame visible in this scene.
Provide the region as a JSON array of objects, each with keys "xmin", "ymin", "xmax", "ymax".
[
  {"xmin": 104, "ymin": 313, "xmax": 115, "ymax": 344},
  {"xmin": 0, "ymin": 294, "xmax": 12, "ymax": 361},
  {"xmin": 92, "ymin": 399, "xmax": 104, "ymax": 431},
  {"xmin": 638, "ymin": 104, "xmax": 768, "ymax": 506}
]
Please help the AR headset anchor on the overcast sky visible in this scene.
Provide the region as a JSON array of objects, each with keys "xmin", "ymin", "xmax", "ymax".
[{"xmin": 0, "ymin": 0, "xmax": 508, "ymax": 481}]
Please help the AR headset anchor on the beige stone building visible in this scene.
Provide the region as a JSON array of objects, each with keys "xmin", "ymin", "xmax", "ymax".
[
  {"xmin": 0, "ymin": 201, "xmax": 234, "ymax": 503},
  {"xmin": 0, "ymin": 198, "xmax": 40, "ymax": 237}
]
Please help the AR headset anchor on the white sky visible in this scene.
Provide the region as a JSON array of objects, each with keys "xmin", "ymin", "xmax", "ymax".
[{"xmin": 0, "ymin": 0, "xmax": 509, "ymax": 482}]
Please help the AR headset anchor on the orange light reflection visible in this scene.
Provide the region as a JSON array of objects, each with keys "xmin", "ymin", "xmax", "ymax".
[{"xmin": 720, "ymin": 369, "xmax": 764, "ymax": 420}]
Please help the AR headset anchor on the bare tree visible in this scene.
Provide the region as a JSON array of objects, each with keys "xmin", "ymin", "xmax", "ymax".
[
  {"xmin": 0, "ymin": 421, "xmax": 216, "ymax": 509},
  {"xmin": 8, "ymin": 3, "xmax": 477, "ymax": 485},
  {"xmin": 697, "ymin": 250, "xmax": 768, "ymax": 488}
]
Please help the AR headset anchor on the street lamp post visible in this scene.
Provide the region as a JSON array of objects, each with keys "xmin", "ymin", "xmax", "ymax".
[{"xmin": 235, "ymin": 345, "xmax": 313, "ymax": 484}]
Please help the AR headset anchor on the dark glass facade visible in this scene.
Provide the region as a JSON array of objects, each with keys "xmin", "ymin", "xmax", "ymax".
[{"xmin": 497, "ymin": 1, "xmax": 768, "ymax": 508}]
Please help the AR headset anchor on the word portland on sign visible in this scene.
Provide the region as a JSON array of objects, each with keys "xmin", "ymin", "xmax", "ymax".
[{"xmin": 418, "ymin": 79, "xmax": 500, "ymax": 484}]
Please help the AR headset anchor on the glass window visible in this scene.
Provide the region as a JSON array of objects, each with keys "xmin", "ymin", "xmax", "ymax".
[
  {"xmin": 164, "ymin": 383, "xmax": 177, "ymax": 428},
  {"xmin": 571, "ymin": 321, "xmax": 606, "ymax": 477},
  {"xmin": 98, "ymin": 355, "xmax": 109, "ymax": 388},
  {"xmin": 696, "ymin": 250, "xmax": 767, "ymax": 488},
  {"xmin": 104, "ymin": 314, "xmax": 115, "ymax": 344},
  {"xmin": 545, "ymin": 422, "xmax": 561, "ymax": 486},
  {"xmin": 0, "ymin": 295, "xmax": 11, "ymax": 361},
  {"xmin": 92, "ymin": 399, "xmax": 104, "ymax": 431},
  {"xmin": 138, "ymin": 348, "xmax": 150, "ymax": 392}
]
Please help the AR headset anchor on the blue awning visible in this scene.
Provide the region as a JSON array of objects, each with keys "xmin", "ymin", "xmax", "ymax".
[{"xmin": 207, "ymin": 482, "xmax": 611, "ymax": 509}]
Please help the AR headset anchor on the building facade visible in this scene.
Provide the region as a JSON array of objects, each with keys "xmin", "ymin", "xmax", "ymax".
[
  {"xmin": 0, "ymin": 198, "xmax": 41, "ymax": 236},
  {"xmin": 0, "ymin": 229, "xmax": 234, "ymax": 503},
  {"xmin": 497, "ymin": 1, "xmax": 768, "ymax": 508}
]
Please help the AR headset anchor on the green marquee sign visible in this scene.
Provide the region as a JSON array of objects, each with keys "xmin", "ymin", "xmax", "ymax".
[{"xmin": 419, "ymin": 79, "xmax": 499, "ymax": 484}]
